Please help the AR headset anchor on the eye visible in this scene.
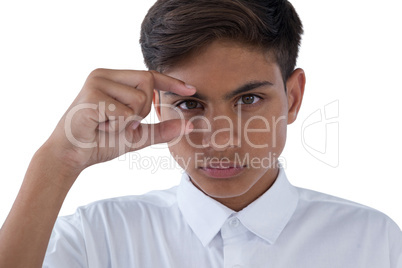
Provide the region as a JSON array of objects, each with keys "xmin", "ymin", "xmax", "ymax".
[
  {"xmin": 237, "ymin": 94, "xmax": 261, "ymax": 105},
  {"xmin": 177, "ymin": 100, "xmax": 202, "ymax": 110}
]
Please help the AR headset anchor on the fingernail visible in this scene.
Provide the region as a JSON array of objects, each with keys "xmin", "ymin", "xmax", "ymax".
[
  {"xmin": 131, "ymin": 121, "xmax": 141, "ymax": 130},
  {"xmin": 184, "ymin": 84, "xmax": 196, "ymax": 91}
]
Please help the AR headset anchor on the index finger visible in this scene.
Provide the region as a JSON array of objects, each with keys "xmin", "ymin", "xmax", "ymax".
[
  {"xmin": 150, "ymin": 70, "xmax": 196, "ymax": 96},
  {"xmin": 89, "ymin": 69, "xmax": 196, "ymax": 96}
]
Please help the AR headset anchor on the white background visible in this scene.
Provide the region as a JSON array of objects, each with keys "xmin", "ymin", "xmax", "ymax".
[{"xmin": 0, "ymin": 0, "xmax": 401, "ymax": 227}]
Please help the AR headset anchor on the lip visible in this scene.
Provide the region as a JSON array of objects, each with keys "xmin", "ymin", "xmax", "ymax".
[{"xmin": 199, "ymin": 165, "xmax": 246, "ymax": 179}]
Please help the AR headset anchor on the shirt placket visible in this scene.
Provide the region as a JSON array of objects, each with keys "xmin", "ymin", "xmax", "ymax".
[{"xmin": 221, "ymin": 216, "xmax": 249, "ymax": 268}]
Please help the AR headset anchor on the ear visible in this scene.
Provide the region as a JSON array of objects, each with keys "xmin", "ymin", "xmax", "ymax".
[
  {"xmin": 286, "ymin": 68, "xmax": 306, "ymax": 124},
  {"xmin": 153, "ymin": 89, "xmax": 162, "ymax": 121}
]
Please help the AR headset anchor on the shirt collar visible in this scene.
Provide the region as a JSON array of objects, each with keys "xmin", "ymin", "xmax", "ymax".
[
  {"xmin": 236, "ymin": 167, "xmax": 299, "ymax": 244},
  {"xmin": 177, "ymin": 165, "xmax": 299, "ymax": 247},
  {"xmin": 177, "ymin": 172, "xmax": 234, "ymax": 247}
]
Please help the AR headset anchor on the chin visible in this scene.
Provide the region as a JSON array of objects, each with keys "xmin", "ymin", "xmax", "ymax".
[{"xmin": 188, "ymin": 168, "xmax": 264, "ymax": 199}]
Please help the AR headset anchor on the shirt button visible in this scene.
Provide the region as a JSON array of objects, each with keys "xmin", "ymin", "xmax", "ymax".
[{"xmin": 229, "ymin": 218, "xmax": 240, "ymax": 227}]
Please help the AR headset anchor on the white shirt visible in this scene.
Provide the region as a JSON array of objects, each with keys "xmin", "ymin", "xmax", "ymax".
[{"xmin": 44, "ymin": 167, "xmax": 402, "ymax": 267}]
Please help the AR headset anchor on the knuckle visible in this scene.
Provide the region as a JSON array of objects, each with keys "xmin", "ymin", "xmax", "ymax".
[
  {"xmin": 89, "ymin": 68, "xmax": 106, "ymax": 78},
  {"xmin": 141, "ymin": 71, "xmax": 154, "ymax": 84},
  {"xmin": 84, "ymin": 74, "xmax": 106, "ymax": 93},
  {"xmin": 84, "ymin": 75, "xmax": 100, "ymax": 88},
  {"xmin": 137, "ymin": 71, "xmax": 154, "ymax": 89},
  {"xmin": 135, "ymin": 90, "xmax": 147, "ymax": 104}
]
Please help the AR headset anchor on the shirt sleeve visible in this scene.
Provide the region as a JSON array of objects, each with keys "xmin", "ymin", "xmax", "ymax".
[
  {"xmin": 388, "ymin": 219, "xmax": 402, "ymax": 268},
  {"xmin": 43, "ymin": 212, "xmax": 88, "ymax": 268}
]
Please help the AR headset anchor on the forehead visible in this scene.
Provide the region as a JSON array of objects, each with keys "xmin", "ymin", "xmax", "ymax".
[{"xmin": 163, "ymin": 40, "xmax": 283, "ymax": 98}]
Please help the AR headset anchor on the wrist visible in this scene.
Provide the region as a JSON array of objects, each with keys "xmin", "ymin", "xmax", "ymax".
[{"xmin": 33, "ymin": 140, "xmax": 82, "ymax": 191}]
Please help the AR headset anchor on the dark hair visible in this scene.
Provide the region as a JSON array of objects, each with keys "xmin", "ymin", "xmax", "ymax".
[{"xmin": 140, "ymin": 0, "xmax": 303, "ymax": 82}]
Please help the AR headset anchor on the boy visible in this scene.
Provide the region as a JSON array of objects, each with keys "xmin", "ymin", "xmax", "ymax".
[{"xmin": 0, "ymin": 0, "xmax": 401, "ymax": 267}]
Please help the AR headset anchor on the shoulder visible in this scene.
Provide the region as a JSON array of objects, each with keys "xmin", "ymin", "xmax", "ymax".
[
  {"xmin": 294, "ymin": 186, "xmax": 400, "ymax": 232},
  {"xmin": 83, "ymin": 185, "xmax": 178, "ymax": 209},
  {"xmin": 290, "ymin": 187, "xmax": 402, "ymax": 262},
  {"xmin": 61, "ymin": 186, "xmax": 179, "ymax": 225}
]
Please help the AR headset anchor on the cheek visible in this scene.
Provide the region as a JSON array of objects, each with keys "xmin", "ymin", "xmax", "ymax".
[
  {"xmin": 242, "ymin": 114, "xmax": 287, "ymax": 150},
  {"xmin": 168, "ymin": 138, "xmax": 188, "ymax": 155},
  {"xmin": 168, "ymin": 138, "xmax": 195, "ymax": 171}
]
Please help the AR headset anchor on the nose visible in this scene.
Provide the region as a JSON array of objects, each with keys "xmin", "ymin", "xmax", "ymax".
[{"xmin": 201, "ymin": 114, "xmax": 240, "ymax": 151}]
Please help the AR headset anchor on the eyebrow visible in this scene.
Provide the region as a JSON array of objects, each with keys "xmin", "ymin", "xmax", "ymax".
[{"xmin": 162, "ymin": 81, "xmax": 273, "ymax": 100}]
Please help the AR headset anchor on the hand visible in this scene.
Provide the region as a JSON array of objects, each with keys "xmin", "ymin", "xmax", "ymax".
[{"xmin": 47, "ymin": 69, "xmax": 195, "ymax": 174}]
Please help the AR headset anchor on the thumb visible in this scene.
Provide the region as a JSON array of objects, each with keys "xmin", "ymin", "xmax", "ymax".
[{"xmin": 138, "ymin": 119, "xmax": 194, "ymax": 148}]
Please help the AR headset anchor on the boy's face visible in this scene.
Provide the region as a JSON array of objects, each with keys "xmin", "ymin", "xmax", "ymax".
[{"xmin": 154, "ymin": 40, "xmax": 304, "ymax": 208}]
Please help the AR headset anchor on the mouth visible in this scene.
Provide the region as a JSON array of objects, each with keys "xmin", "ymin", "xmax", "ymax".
[{"xmin": 199, "ymin": 162, "xmax": 246, "ymax": 179}]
